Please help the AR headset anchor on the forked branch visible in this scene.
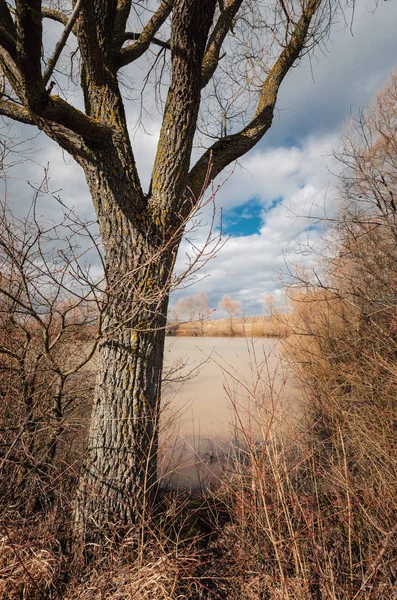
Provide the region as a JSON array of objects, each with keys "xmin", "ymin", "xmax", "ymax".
[
  {"xmin": 189, "ymin": 0, "xmax": 320, "ymax": 199},
  {"xmin": 201, "ymin": 0, "xmax": 244, "ymax": 89},
  {"xmin": 117, "ymin": 0, "xmax": 174, "ymax": 68}
]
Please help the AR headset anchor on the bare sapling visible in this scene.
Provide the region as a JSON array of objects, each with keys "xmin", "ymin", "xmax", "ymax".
[{"xmin": 219, "ymin": 294, "xmax": 242, "ymax": 336}]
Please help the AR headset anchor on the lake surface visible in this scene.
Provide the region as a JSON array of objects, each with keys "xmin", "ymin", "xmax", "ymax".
[{"xmin": 159, "ymin": 337, "xmax": 303, "ymax": 489}]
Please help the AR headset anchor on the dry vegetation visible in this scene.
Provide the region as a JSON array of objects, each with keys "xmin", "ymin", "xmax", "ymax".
[
  {"xmin": 1, "ymin": 73, "xmax": 397, "ymax": 598},
  {"xmin": 168, "ymin": 291, "xmax": 290, "ymax": 338},
  {"xmin": 170, "ymin": 315, "xmax": 287, "ymax": 338}
]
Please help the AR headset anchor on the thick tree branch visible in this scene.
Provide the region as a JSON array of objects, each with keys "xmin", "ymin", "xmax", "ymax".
[
  {"xmin": 117, "ymin": 0, "xmax": 174, "ymax": 69},
  {"xmin": 37, "ymin": 121, "xmax": 90, "ymax": 161},
  {"xmin": 41, "ymin": 6, "xmax": 80, "ymax": 38},
  {"xmin": 0, "ymin": 26, "xmax": 16, "ymax": 59},
  {"xmin": 76, "ymin": 3, "xmax": 144, "ymax": 201},
  {"xmin": 150, "ymin": 0, "xmax": 217, "ymax": 226},
  {"xmin": 123, "ymin": 32, "xmax": 170, "ymax": 51},
  {"xmin": 0, "ymin": 98, "xmax": 34, "ymax": 125},
  {"xmin": 201, "ymin": 0, "xmax": 243, "ymax": 89},
  {"xmin": 43, "ymin": 0, "xmax": 84, "ymax": 87},
  {"xmin": 0, "ymin": 46, "xmax": 21, "ymax": 95},
  {"xmin": 40, "ymin": 95, "xmax": 110, "ymax": 143},
  {"xmin": 14, "ymin": 0, "xmax": 44, "ymax": 106},
  {"xmin": 0, "ymin": 0, "xmax": 15, "ymax": 35},
  {"xmin": 41, "ymin": 7, "xmax": 69, "ymax": 27},
  {"xmin": 0, "ymin": 2, "xmax": 105, "ymax": 158},
  {"xmin": 0, "ymin": 0, "xmax": 17, "ymax": 60},
  {"xmin": 0, "ymin": 94, "xmax": 109, "ymax": 156},
  {"xmin": 114, "ymin": 0, "xmax": 131, "ymax": 43},
  {"xmin": 93, "ymin": 0, "xmax": 118, "ymax": 60},
  {"xmin": 0, "ymin": 0, "xmax": 16, "ymax": 59},
  {"xmin": 189, "ymin": 0, "xmax": 320, "ymax": 201},
  {"xmin": 77, "ymin": 5, "xmax": 105, "ymax": 87}
]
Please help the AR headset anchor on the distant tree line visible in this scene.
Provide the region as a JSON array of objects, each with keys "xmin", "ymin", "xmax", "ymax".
[{"xmin": 168, "ymin": 291, "xmax": 284, "ymax": 336}]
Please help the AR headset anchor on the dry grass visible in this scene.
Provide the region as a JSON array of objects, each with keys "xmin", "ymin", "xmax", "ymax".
[
  {"xmin": 1, "ymin": 327, "xmax": 396, "ymax": 599},
  {"xmin": 66, "ymin": 549, "xmax": 198, "ymax": 600},
  {"xmin": 171, "ymin": 315, "xmax": 289, "ymax": 338},
  {"xmin": 203, "ymin": 418, "xmax": 397, "ymax": 598},
  {"xmin": 0, "ymin": 519, "xmax": 62, "ymax": 599}
]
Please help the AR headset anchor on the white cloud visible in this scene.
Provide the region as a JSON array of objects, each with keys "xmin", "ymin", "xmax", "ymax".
[{"xmin": 172, "ymin": 134, "xmax": 340, "ymax": 316}]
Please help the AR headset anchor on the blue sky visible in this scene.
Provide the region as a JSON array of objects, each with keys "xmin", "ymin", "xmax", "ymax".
[
  {"xmin": 221, "ymin": 198, "xmax": 265, "ymax": 238},
  {"xmin": 3, "ymin": 1, "xmax": 397, "ymax": 317}
]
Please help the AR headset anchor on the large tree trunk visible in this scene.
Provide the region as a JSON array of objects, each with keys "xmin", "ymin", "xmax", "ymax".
[
  {"xmin": 71, "ymin": 0, "xmax": 216, "ymax": 545},
  {"xmin": 74, "ymin": 302, "xmax": 168, "ymax": 540},
  {"xmin": 73, "ymin": 160, "xmax": 178, "ymax": 543}
]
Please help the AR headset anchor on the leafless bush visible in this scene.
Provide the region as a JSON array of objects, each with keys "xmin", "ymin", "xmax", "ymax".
[
  {"xmin": 0, "ymin": 174, "xmax": 104, "ymax": 597},
  {"xmin": 284, "ymin": 70, "xmax": 397, "ymax": 450},
  {"xmin": 262, "ymin": 70, "xmax": 397, "ymax": 598},
  {"xmin": 196, "ymin": 336, "xmax": 397, "ymax": 599}
]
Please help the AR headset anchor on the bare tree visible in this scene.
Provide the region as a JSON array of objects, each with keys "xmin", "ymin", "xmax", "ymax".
[
  {"xmin": 171, "ymin": 291, "xmax": 212, "ymax": 334},
  {"xmin": 195, "ymin": 291, "xmax": 212, "ymax": 335},
  {"xmin": 219, "ymin": 294, "xmax": 241, "ymax": 336},
  {"xmin": 171, "ymin": 296, "xmax": 198, "ymax": 334},
  {"xmin": 0, "ymin": 0, "xmax": 342, "ymax": 539},
  {"xmin": 263, "ymin": 294, "xmax": 275, "ymax": 316}
]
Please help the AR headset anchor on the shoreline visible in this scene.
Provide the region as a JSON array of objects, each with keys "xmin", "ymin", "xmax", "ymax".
[{"xmin": 167, "ymin": 315, "xmax": 288, "ymax": 338}]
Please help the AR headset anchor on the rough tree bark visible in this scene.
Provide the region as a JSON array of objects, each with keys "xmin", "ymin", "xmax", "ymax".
[{"xmin": 0, "ymin": 0, "xmax": 324, "ymax": 541}]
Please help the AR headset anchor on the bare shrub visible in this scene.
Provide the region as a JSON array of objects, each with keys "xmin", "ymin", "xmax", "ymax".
[
  {"xmin": 203, "ymin": 346, "xmax": 397, "ymax": 599},
  {"xmin": 0, "ymin": 184, "xmax": 103, "ymax": 518}
]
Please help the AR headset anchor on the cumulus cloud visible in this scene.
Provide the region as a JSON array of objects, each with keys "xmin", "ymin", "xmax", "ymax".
[{"xmin": 172, "ymin": 133, "xmax": 339, "ymax": 315}]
